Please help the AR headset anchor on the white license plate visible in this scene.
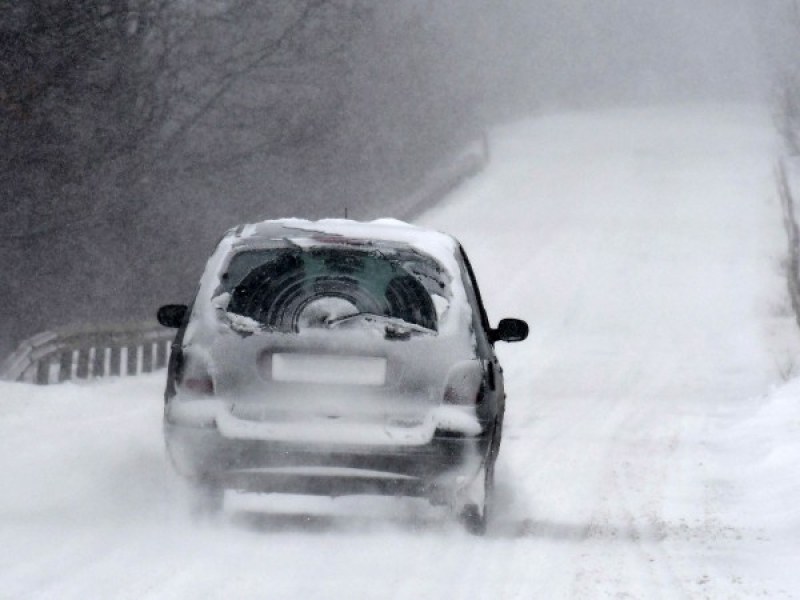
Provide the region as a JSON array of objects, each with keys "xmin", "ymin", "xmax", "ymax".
[{"xmin": 271, "ymin": 353, "xmax": 386, "ymax": 385}]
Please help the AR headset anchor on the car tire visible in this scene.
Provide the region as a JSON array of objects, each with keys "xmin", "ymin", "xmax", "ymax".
[
  {"xmin": 458, "ymin": 424, "xmax": 499, "ymax": 535},
  {"xmin": 190, "ymin": 481, "xmax": 224, "ymax": 519}
]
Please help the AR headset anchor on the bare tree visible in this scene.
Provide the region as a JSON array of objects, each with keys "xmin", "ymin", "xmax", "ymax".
[
  {"xmin": 0, "ymin": 0, "xmax": 169, "ymax": 238},
  {"xmin": 143, "ymin": 0, "xmax": 367, "ymax": 181},
  {"xmin": 0, "ymin": 0, "xmax": 369, "ymax": 357},
  {"xmin": 1, "ymin": 0, "xmax": 485, "ymax": 362}
]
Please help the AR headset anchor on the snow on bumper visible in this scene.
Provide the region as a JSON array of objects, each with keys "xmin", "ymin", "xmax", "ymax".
[
  {"xmin": 165, "ymin": 399, "xmax": 482, "ymax": 446},
  {"xmin": 163, "ymin": 400, "xmax": 488, "ymax": 499}
]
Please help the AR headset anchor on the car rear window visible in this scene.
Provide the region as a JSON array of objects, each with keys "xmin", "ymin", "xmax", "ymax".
[{"xmin": 217, "ymin": 246, "xmax": 447, "ymax": 333}]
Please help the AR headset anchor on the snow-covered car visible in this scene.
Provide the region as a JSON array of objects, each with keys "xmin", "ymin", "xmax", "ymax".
[{"xmin": 157, "ymin": 218, "xmax": 527, "ymax": 533}]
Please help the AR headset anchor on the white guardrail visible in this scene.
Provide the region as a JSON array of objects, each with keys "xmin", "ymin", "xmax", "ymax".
[
  {"xmin": 395, "ymin": 133, "xmax": 489, "ymax": 220},
  {"xmin": 777, "ymin": 156, "xmax": 800, "ymax": 329},
  {"xmin": 0, "ymin": 134, "xmax": 490, "ymax": 384},
  {"xmin": 0, "ymin": 322, "xmax": 174, "ymax": 384}
]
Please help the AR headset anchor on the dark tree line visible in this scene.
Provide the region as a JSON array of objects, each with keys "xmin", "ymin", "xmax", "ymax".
[
  {"xmin": 0, "ymin": 0, "xmax": 480, "ymax": 359},
  {"xmin": 1, "ymin": 1, "xmax": 161, "ymax": 238}
]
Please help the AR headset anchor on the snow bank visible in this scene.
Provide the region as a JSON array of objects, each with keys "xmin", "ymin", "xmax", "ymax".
[
  {"xmin": 711, "ymin": 379, "xmax": 800, "ymax": 533},
  {"xmin": 0, "ymin": 375, "xmax": 175, "ymax": 521},
  {"xmin": 690, "ymin": 377, "xmax": 800, "ymax": 593}
]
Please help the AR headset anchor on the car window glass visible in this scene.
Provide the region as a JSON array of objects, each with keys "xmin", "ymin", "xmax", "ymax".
[
  {"xmin": 457, "ymin": 247, "xmax": 493, "ymax": 355},
  {"xmin": 219, "ymin": 247, "xmax": 447, "ymax": 333}
]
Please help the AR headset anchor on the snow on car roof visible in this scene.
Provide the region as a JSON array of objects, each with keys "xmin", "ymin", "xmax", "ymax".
[{"xmin": 227, "ymin": 218, "xmax": 461, "ymax": 269}]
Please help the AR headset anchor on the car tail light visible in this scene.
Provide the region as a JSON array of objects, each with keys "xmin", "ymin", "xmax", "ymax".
[
  {"xmin": 181, "ymin": 376, "xmax": 215, "ymax": 396},
  {"xmin": 444, "ymin": 384, "xmax": 481, "ymax": 405},
  {"xmin": 443, "ymin": 360, "xmax": 483, "ymax": 405}
]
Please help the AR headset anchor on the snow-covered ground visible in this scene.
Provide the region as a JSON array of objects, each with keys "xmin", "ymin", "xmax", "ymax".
[{"xmin": 2, "ymin": 105, "xmax": 799, "ymax": 599}]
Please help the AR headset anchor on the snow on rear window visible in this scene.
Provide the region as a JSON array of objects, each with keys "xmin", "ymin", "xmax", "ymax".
[
  {"xmin": 214, "ymin": 245, "xmax": 446, "ymax": 334},
  {"xmin": 184, "ymin": 219, "xmax": 474, "ymax": 343}
]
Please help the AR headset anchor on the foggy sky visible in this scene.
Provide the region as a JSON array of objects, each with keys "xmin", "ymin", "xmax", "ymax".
[{"xmin": 433, "ymin": 0, "xmax": 778, "ymax": 121}]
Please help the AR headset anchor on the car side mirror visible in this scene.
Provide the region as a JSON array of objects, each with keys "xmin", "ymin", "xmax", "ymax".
[
  {"xmin": 157, "ymin": 304, "xmax": 188, "ymax": 328},
  {"xmin": 491, "ymin": 318, "xmax": 528, "ymax": 343}
]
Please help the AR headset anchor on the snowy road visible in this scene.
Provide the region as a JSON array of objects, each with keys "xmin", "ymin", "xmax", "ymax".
[{"xmin": 2, "ymin": 105, "xmax": 798, "ymax": 599}]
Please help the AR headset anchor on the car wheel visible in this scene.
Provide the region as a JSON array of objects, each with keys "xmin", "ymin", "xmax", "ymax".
[
  {"xmin": 458, "ymin": 425, "xmax": 498, "ymax": 535},
  {"xmin": 190, "ymin": 481, "xmax": 224, "ymax": 518}
]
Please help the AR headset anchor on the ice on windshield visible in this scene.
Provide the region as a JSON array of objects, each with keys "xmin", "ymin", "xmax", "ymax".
[
  {"xmin": 212, "ymin": 244, "xmax": 448, "ymax": 335},
  {"xmin": 183, "ymin": 219, "xmax": 476, "ymax": 348}
]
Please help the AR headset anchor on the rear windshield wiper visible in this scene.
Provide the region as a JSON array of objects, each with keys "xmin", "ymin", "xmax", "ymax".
[{"xmin": 325, "ymin": 312, "xmax": 435, "ymax": 335}]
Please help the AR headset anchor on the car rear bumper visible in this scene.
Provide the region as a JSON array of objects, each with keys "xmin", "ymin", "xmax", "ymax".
[{"xmin": 164, "ymin": 420, "xmax": 491, "ymax": 501}]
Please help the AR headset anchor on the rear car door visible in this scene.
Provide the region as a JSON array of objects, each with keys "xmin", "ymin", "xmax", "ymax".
[{"xmin": 457, "ymin": 246, "xmax": 505, "ymax": 430}]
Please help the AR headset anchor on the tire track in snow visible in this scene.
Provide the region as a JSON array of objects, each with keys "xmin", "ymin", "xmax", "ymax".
[{"xmin": 421, "ymin": 104, "xmax": 782, "ymax": 598}]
